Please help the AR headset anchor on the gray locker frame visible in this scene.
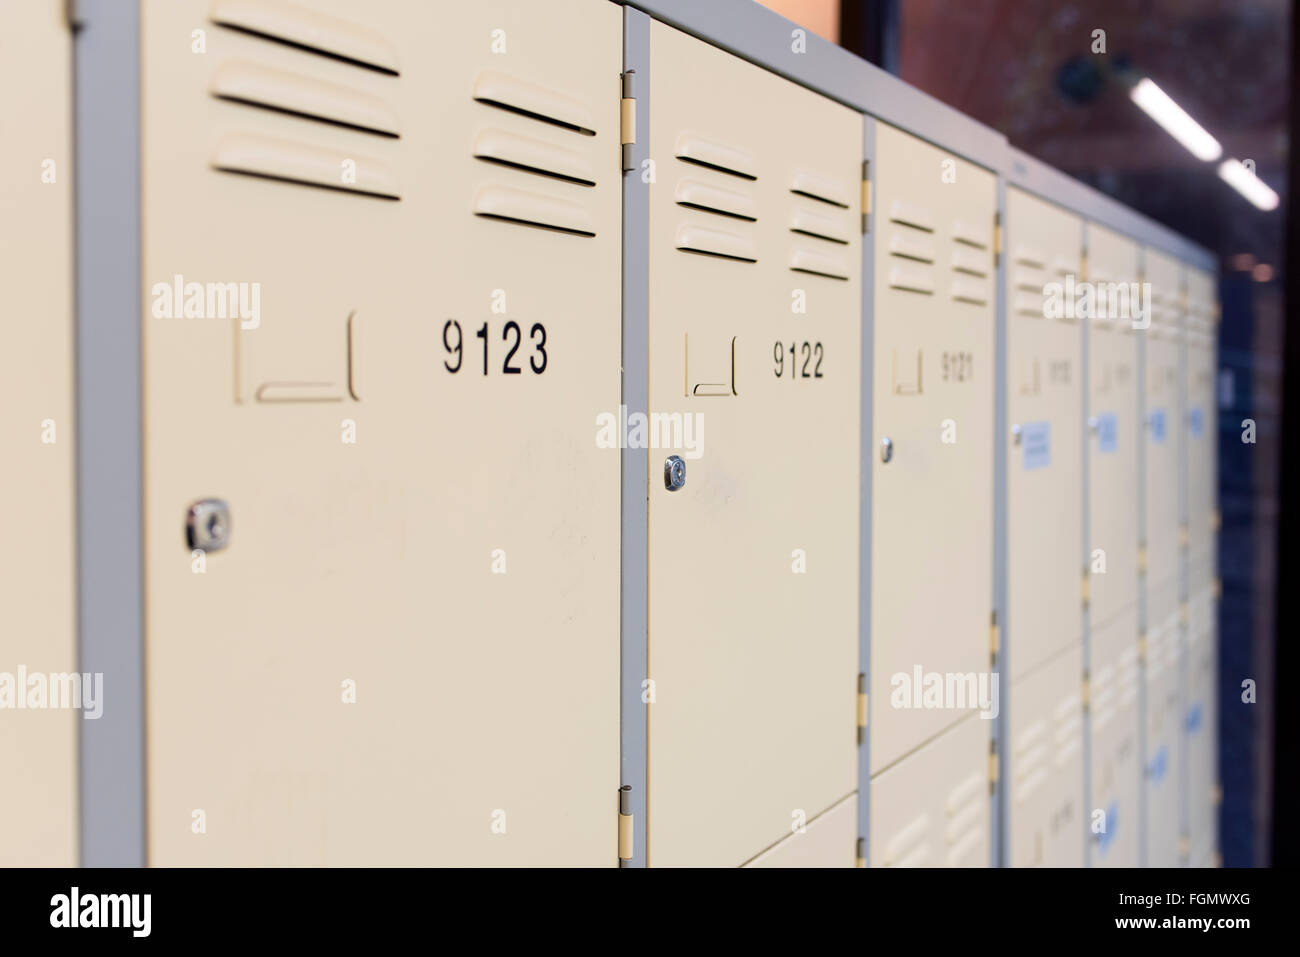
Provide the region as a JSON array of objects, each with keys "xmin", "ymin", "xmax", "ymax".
[
  {"xmin": 67, "ymin": 0, "xmax": 1218, "ymax": 867},
  {"xmin": 72, "ymin": 0, "xmax": 147, "ymax": 868}
]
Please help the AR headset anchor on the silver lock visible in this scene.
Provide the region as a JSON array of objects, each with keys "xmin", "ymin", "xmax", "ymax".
[
  {"xmin": 1011, "ymin": 423, "xmax": 1023, "ymax": 445},
  {"xmin": 664, "ymin": 455, "xmax": 686, "ymax": 491},
  {"xmin": 1087, "ymin": 415, "xmax": 1099, "ymax": 435},
  {"xmin": 187, "ymin": 499, "xmax": 231, "ymax": 551},
  {"xmin": 880, "ymin": 436, "xmax": 894, "ymax": 463}
]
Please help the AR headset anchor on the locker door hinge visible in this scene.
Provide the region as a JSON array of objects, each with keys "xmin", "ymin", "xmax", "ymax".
[
  {"xmin": 1213, "ymin": 578, "xmax": 1222, "ymax": 600},
  {"xmin": 1137, "ymin": 544, "xmax": 1147, "ymax": 575},
  {"xmin": 1178, "ymin": 524, "xmax": 1190, "ymax": 548},
  {"xmin": 855, "ymin": 837, "xmax": 866, "ymax": 868},
  {"xmin": 1081, "ymin": 673, "xmax": 1091, "ymax": 710},
  {"xmin": 989, "ymin": 611, "xmax": 1000, "ymax": 661},
  {"xmin": 620, "ymin": 71, "xmax": 637, "ymax": 172},
  {"xmin": 65, "ymin": 0, "xmax": 86, "ymax": 30},
  {"xmin": 617, "ymin": 785, "xmax": 634, "ymax": 866},
  {"xmin": 988, "ymin": 745, "xmax": 999, "ymax": 790},
  {"xmin": 992, "ymin": 212, "xmax": 1002, "ymax": 267},
  {"xmin": 1081, "ymin": 249, "xmax": 1089, "ymax": 281},
  {"xmin": 1178, "ymin": 834, "xmax": 1191, "ymax": 860},
  {"xmin": 1081, "ymin": 572, "xmax": 1090, "ymax": 607},
  {"xmin": 856, "ymin": 674, "xmax": 868, "ymax": 745},
  {"xmin": 1137, "ymin": 632, "xmax": 1148, "ymax": 664},
  {"xmin": 1212, "ymin": 508, "xmax": 1222, "ymax": 531},
  {"xmin": 861, "ymin": 160, "xmax": 872, "ymax": 234},
  {"xmin": 1179, "ymin": 602, "xmax": 1190, "ymax": 627}
]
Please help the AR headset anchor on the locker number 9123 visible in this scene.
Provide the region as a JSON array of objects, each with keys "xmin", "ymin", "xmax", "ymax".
[{"xmin": 443, "ymin": 320, "xmax": 548, "ymax": 375}]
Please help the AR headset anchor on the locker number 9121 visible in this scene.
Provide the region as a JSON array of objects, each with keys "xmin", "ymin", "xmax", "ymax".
[{"xmin": 443, "ymin": 320, "xmax": 548, "ymax": 375}]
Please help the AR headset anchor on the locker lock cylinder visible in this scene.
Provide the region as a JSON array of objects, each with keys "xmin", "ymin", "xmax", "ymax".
[
  {"xmin": 880, "ymin": 436, "xmax": 894, "ymax": 463},
  {"xmin": 1011, "ymin": 424, "xmax": 1023, "ymax": 446},
  {"xmin": 186, "ymin": 499, "xmax": 231, "ymax": 552},
  {"xmin": 664, "ymin": 455, "xmax": 687, "ymax": 491}
]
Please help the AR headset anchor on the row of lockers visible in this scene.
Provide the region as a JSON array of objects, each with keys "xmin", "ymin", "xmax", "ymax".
[{"xmin": 1, "ymin": 0, "xmax": 1216, "ymax": 866}]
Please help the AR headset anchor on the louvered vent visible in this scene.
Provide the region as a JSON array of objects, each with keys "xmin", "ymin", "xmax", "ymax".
[
  {"xmin": 788, "ymin": 169, "xmax": 850, "ymax": 281},
  {"xmin": 673, "ymin": 134, "xmax": 757, "ymax": 262},
  {"xmin": 1012, "ymin": 245, "xmax": 1047, "ymax": 318},
  {"xmin": 943, "ymin": 769, "xmax": 986, "ymax": 866},
  {"xmin": 950, "ymin": 219, "xmax": 990, "ymax": 306},
  {"xmin": 208, "ymin": 0, "xmax": 401, "ymax": 199},
  {"xmin": 886, "ymin": 199, "xmax": 935, "ymax": 295},
  {"xmin": 471, "ymin": 70, "xmax": 599, "ymax": 237}
]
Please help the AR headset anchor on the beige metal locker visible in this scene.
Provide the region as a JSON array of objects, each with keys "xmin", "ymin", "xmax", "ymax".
[
  {"xmin": 872, "ymin": 122, "xmax": 996, "ymax": 773},
  {"xmin": 1084, "ymin": 224, "xmax": 1139, "ymax": 630},
  {"xmin": 1143, "ymin": 248, "xmax": 1183, "ymax": 606},
  {"xmin": 1005, "ymin": 187, "xmax": 1084, "ymax": 681},
  {"xmin": 1006, "ymin": 646, "xmax": 1083, "ymax": 867},
  {"xmin": 0, "ymin": 0, "xmax": 79, "ymax": 866},
  {"xmin": 1144, "ymin": 579, "xmax": 1183, "ymax": 866},
  {"xmin": 1089, "ymin": 610, "xmax": 1140, "ymax": 867},
  {"xmin": 140, "ymin": 0, "xmax": 622, "ymax": 865},
  {"xmin": 870, "ymin": 714, "xmax": 990, "ymax": 867},
  {"xmin": 645, "ymin": 19, "xmax": 862, "ymax": 868},
  {"xmin": 1141, "ymin": 247, "xmax": 1184, "ymax": 866}
]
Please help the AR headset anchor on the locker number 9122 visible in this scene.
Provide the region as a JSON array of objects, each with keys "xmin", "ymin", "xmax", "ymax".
[
  {"xmin": 443, "ymin": 320, "xmax": 548, "ymax": 375},
  {"xmin": 773, "ymin": 341, "xmax": 824, "ymax": 379}
]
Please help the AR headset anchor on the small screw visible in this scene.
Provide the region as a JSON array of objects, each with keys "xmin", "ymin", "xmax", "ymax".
[
  {"xmin": 664, "ymin": 455, "xmax": 686, "ymax": 491},
  {"xmin": 186, "ymin": 499, "xmax": 231, "ymax": 551},
  {"xmin": 880, "ymin": 436, "xmax": 894, "ymax": 463}
]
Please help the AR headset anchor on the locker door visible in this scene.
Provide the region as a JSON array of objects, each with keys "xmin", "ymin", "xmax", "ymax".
[
  {"xmin": 1085, "ymin": 224, "xmax": 1140, "ymax": 868},
  {"xmin": 1142, "ymin": 248, "xmax": 1183, "ymax": 607},
  {"xmin": 645, "ymin": 19, "xmax": 862, "ymax": 868},
  {"xmin": 1085, "ymin": 224, "xmax": 1139, "ymax": 628},
  {"xmin": 1005, "ymin": 187, "xmax": 1084, "ymax": 681},
  {"xmin": 872, "ymin": 123, "xmax": 996, "ymax": 773},
  {"xmin": 1006, "ymin": 647, "xmax": 1083, "ymax": 867},
  {"xmin": 870, "ymin": 715, "xmax": 990, "ymax": 867},
  {"xmin": 0, "ymin": 1, "xmax": 78, "ymax": 866},
  {"xmin": 1090, "ymin": 611, "xmax": 1140, "ymax": 867},
  {"xmin": 141, "ymin": 0, "xmax": 622, "ymax": 865},
  {"xmin": 1144, "ymin": 583, "xmax": 1182, "ymax": 866},
  {"xmin": 1142, "ymin": 248, "xmax": 1184, "ymax": 867}
]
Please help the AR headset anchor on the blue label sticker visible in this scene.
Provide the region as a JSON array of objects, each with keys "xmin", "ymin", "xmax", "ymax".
[
  {"xmin": 1022, "ymin": 421, "xmax": 1051, "ymax": 470},
  {"xmin": 1186, "ymin": 702, "xmax": 1204, "ymax": 734},
  {"xmin": 1148, "ymin": 745, "xmax": 1168, "ymax": 783},
  {"xmin": 1189, "ymin": 407, "xmax": 1204, "ymax": 437},
  {"xmin": 1150, "ymin": 408, "xmax": 1166, "ymax": 444},
  {"xmin": 1096, "ymin": 412, "xmax": 1118, "ymax": 453}
]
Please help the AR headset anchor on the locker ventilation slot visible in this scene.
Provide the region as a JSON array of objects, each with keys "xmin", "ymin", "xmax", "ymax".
[
  {"xmin": 790, "ymin": 170, "xmax": 851, "ymax": 208},
  {"xmin": 790, "ymin": 249, "xmax": 848, "ymax": 281},
  {"xmin": 674, "ymin": 133, "xmax": 757, "ymax": 180},
  {"xmin": 211, "ymin": 133, "xmax": 400, "ymax": 199},
  {"xmin": 790, "ymin": 208, "xmax": 849, "ymax": 245},
  {"xmin": 1013, "ymin": 721, "xmax": 1049, "ymax": 805},
  {"xmin": 210, "ymin": 0, "xmax": 400, "ymax": 75},
  {"xmin": 944, "ymin": 770, "xmax": 985, "ymax": 866},
  {"xmin": 1053, "ymin": 695, "xmax": 1082, "ymax": 766},
  {"xmin": 473, "ymin": 129, "xmax": 596, "ymax": 187},
  {"xmin": 210, "ymin": 61, "xmax": 401, "ymax": 138},
  {"xmin": 473, "ymin": 71, "xmax": 596, "ymax": 135},
  {"xmin": 889, "ymin": 235, "xmax": 936, "ymax": 264},
  {"xmin": 473, "ymin": 186, "xmax": 596, "ymax": 237},
  {"xmin": 675, "ymin": 179, "xmax": 756, "ymax": 221},
  {"xmin": 675, "ymin": 224, "xmax": 756, "ymax": 263},
  {"xmin": 888, "ymin": 200, "xmax": 935, "ymax": 233},
  {"xmin": 952, "ymin": 220, "xmax": 990, "ymax": 249}
]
